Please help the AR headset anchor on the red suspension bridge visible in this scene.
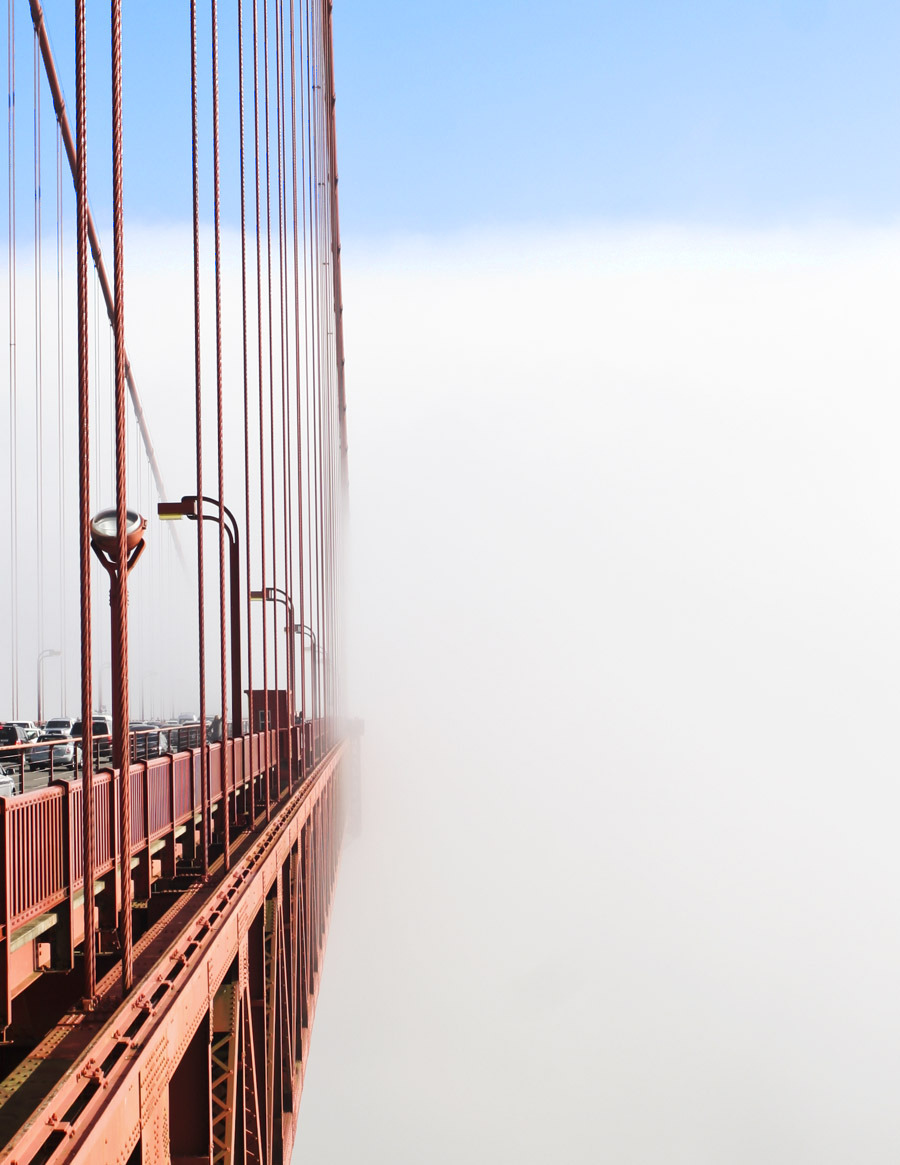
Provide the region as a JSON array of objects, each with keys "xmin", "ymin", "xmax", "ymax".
[{"xmin": 0, "ymin": 0, "xmax": 351, "ymax": 1161}]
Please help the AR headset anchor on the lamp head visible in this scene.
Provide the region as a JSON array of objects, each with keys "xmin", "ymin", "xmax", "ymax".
[
  {"xmin": 158, "ymin": 495, "xmax": 198, "ymax": 521},
  {"xmin": 90, "ymin": 509, "xmax": 147, "ymax": 555}
]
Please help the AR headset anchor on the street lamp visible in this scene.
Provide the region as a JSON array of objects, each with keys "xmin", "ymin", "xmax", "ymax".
[
  {"xmin": 89, "ymin": 508, "xmax": 147, "ymax": 759},
  {"xmin": 37, "ymin": 648, "xmax": 60, "ymax": 725},
  {"xmin": 292, "ymin": 623, "xmax": 319, "ymax": 723},
  {"xmin": 250, "ymin": 586, "xmax": 296, "ymax": 724},
  {"xmin": 159, "ymin": 495, "xmax": 243, "ymax": 737},
  {"xmin": 90, "ymin": 506, "xmax": 147, "ymax": 998}
]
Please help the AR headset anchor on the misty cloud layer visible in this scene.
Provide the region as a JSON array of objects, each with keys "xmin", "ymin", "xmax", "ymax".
[{"xmin": 293, "ymin": 225, "xmax": 900, "ymax": 1162}]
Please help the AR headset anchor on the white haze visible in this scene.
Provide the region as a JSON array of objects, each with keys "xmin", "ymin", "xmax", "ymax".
[{"xmin": 291, "ymin": 224, "xmax": 900, "ymax": 1162}]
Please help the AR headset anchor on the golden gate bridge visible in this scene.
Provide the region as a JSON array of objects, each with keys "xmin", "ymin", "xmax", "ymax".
[{"xmin": 0, "ymin": 0, "xmax": 350, "ymax": 1160}]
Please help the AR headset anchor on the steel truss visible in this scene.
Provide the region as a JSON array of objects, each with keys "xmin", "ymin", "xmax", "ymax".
[{"xmin": 0, "ymin": 743, "xmax": 345, "ymax": 1165}]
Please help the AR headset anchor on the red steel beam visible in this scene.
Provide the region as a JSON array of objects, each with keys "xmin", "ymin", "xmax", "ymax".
[{"xmin": 0, "ymin": 741, "xmax": 345, "ymax": 1165}]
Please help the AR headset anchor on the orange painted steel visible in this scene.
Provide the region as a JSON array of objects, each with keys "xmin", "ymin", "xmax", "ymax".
[
  {"xmin": 0, "ymin": 722, "xmax": 334, "ymax": 1023},
  {"xmin": 0, "ymin": 737, "xmax": 345, "ymax": 1165}
]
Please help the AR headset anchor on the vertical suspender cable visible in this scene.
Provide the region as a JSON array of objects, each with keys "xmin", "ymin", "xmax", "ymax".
[
  {"xmin": 275, "ymin": 0, "xmax": 293, "ymax": 784},
  {"xmin": 302, "ymin": 0, "xmax": 316, "ymax": 745},
  {"xmin": 263, "ymin": 0, "xmax": 281, "ymax": 790},
  {"xmin": 299, "ymin": 0, "xmax": 315, "ymax": 744},
  {"xmin": 252, "ymin": 0, "xmax": 271, "ymax": 820},
  {"xmin": 190, "ymin": 0, "xmax": 210, "ymax": 878},
  {"xmin": 288, "ymin": 0, "xmax": 306, "ymax": 772},
  {"xmin": 57, "ymin": 125, "xmax": 66, "ymax": 714},
  {"xmin": 238, "ymin": 0, "xmax": 255, "ymax": 820},
  {"xmin": 35, "ymin": 34, "xmax": 44, "ymax": 691},
  {"xmin": 303, "ymin": 0, "xmax": 320, "ymax": 748},
  {"xmin": 282, "ymin": 0, "xmax": 297, "ymax": 782},
  {"xmin": 310, "ymin": 1, "xmax": 326, "ymax": 735},
  {"xmin": 111, "ymin": 0, "xmax": 134, "ymax": 994},
  {"xmin": 210, "ymin": 0, "xmax": 231, "ymax": 872},
  {"xmin": 8, "ymin": 0, "xmax": 18, "ymax": 719},
  {"xmin": 75, "ymin": 0, "xmax": 96, "ymax": 1009}
]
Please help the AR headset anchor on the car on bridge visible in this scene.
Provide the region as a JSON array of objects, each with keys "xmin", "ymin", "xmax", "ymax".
[
  {"xmin": 8, "ymin": 720, "xmax": 39, "ymax": 742},
  {"xmin": 44, "ymin": 716, "xmax": 75, "ymax": 735},
  {"xmin": 129, "ymin": 722, "xmax": 169, "ymax": 761},
  {"xmin": 0, "ymin": 764, "xmax": 18, "ymax": 797},
  {"xmin": 0, "ymin": 725, "xmax": 28, "ymax": 760},
  {"xmin": 51, "ymin": 736, "xmax": 77, "ymax": 770},
  {"xmin": 27, "ymin": 733, "xmax": 66, "ymax": 770},
  {"xmin": 70, "ymin": 715, "xmax": 113, "ymax": 767}
]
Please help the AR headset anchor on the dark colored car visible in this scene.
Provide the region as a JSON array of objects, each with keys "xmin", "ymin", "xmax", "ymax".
[
  {"xmin": 129, "ymin": 723, "xmax": 169, "ymax": 762},
  {"xmin": 71, "ymin": 717, "xmax": 113, "ymax": 766},
  {"xmin": 0, "ymin": 725, "xmax": 28, "ymax": 761}
]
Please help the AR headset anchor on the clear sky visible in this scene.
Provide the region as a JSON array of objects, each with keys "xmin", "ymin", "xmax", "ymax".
[
  {"xmin": 330, "ymin": 0, "xmax": 900, "ymax": 236},
  {"xmin": 26, "ymin": 0, "xmax": 900, "ymax": 241}
]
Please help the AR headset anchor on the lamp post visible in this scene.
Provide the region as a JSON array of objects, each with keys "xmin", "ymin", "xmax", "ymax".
[
  {"xmin": 159, "ymin": 495, "xmax": 243, "ymax": 737},
  {"xmin": 37, "ymin": 648, "xmax": 60, "ymax": 725},
  {"xmin": 90, "ymin": 506, "xmax": 147, "ymax": 996},
  {"xmin": 292, "ymin": 623, "xmax": 319, "ymax": 723},
  {"xmin": 250, "ymin": 586, "xmax": 296, "ymax": 724}
]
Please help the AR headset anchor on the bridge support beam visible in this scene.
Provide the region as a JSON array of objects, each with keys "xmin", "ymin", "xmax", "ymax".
[{"xmin": 0, "ymin": 742, "xmax": 346, "ymax": 1165}]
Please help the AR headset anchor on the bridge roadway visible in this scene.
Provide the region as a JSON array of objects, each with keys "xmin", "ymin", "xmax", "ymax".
[{"xmin": 0, "ymin": 721, "xmax": 346, "ymax": 1164}]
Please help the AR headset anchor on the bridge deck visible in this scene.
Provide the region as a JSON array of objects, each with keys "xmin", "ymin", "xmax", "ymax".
[{"xmin": 0, "ymin": 729, "xmax": 345, "ymax": 1164}]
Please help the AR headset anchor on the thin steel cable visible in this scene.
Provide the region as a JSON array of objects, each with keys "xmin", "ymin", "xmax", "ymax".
[
  {"xmin": 111, "ymin": 0, "xmax": 134, "ymax": 994},
  {"xmin": 298, "ymin": 0, "xmax": 315, "ymax": 740},
  {"xmin": 288, "ymin": 0, "xmax": 307, "ymax": 767},
  {"xmin": 34, "ymin": 31, "xmax": 44, "ymax": 693},
  {"xmin": 210, "ymin": 0, "xmax": 231, "ymax": 871},
  {"xmin": 303, "ymin": 0, "xmax": 321, "ymax": 743},
  {"xmin": 252, "ymin": 0, "xmax": 271, "ymax": 819},
  {"xmin": 275, "ymin": 0, "xmax": 294, "ymax": 782},
  {"xmin": 310, "ymin": 1, "xmax": 326, "ymax": 735},
  {"xmin": 190, "ymin": 0, "xmax": 210, "ymax": 878},
  {"xmin": 8, "ymin": 0, "xmax": 18, "ymax": 719},
  {"xmin": 57, "ymin": 124, "xmax": 66, "ymax": 713},
  {"xmin": 238, "ymin": 0, "xmax": 255, "ymax": 821},
  {"xmin": 75, "ymin": 0, "xmax": 96, "ymax": 1009},
  {"xmin": 263, "ymin": 0, "xmax": 281, "ymax": 792},
  {"xmin": 279, "ymin": 0, "xmax": 297, "ymax": 778}
]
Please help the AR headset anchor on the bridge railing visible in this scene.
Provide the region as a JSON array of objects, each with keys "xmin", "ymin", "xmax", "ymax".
[{"xmin": 0, "ymin": 720, "xmax": 335, "ymax": 940}]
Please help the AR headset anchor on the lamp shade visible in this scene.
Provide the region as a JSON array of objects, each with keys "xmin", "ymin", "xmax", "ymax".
[{"xmin": 90, "ymin": 509, "xmax": 147, "ymax": 554}]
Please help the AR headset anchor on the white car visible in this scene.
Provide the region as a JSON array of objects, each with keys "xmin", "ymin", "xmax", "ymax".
[
  {"xmin": 0, "ymin": 764, "xmax": 18, "ymax": 796},
  {"xmin": 51, "ymin": 737, "xmax": 77, "ymax": 770},
  {"xmin": 44, "ymin": 717, "xmax": 75, "ymax": 735}
]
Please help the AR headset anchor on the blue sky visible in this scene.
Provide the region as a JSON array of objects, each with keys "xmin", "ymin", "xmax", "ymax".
[
  {"xmin": 23, "ymin": 0, "xmax": 900, "ymax": 243},
  {"xmin": 330, "ymin": 0, "xmax": 900, "ymax": 236}
]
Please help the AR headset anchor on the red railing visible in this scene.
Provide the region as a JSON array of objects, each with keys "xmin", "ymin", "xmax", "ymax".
[{"xmin": 0, "ymin": 721, "xmax": 333, "ymax": 938}]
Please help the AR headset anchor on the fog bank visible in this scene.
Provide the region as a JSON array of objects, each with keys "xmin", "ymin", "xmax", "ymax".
[{"xmin": 295, "ymin": 224, "xmax": 900, "ymax": 1162}]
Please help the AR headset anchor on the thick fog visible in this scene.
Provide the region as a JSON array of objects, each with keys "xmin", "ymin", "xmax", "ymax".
[{"xmin": 293, "ymin": 224, "xmax": 900, "ymax": 1162}]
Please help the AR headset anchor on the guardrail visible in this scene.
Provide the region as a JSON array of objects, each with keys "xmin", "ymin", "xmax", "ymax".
[{"xmin": 0, "ymin": 719, "xmax": 334, "ymax": 996}]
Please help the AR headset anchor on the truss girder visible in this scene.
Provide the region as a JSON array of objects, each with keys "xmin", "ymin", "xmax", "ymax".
[{"xmin": 0, "ymin": 745, "xmax": 346, "ymax": 1165}]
